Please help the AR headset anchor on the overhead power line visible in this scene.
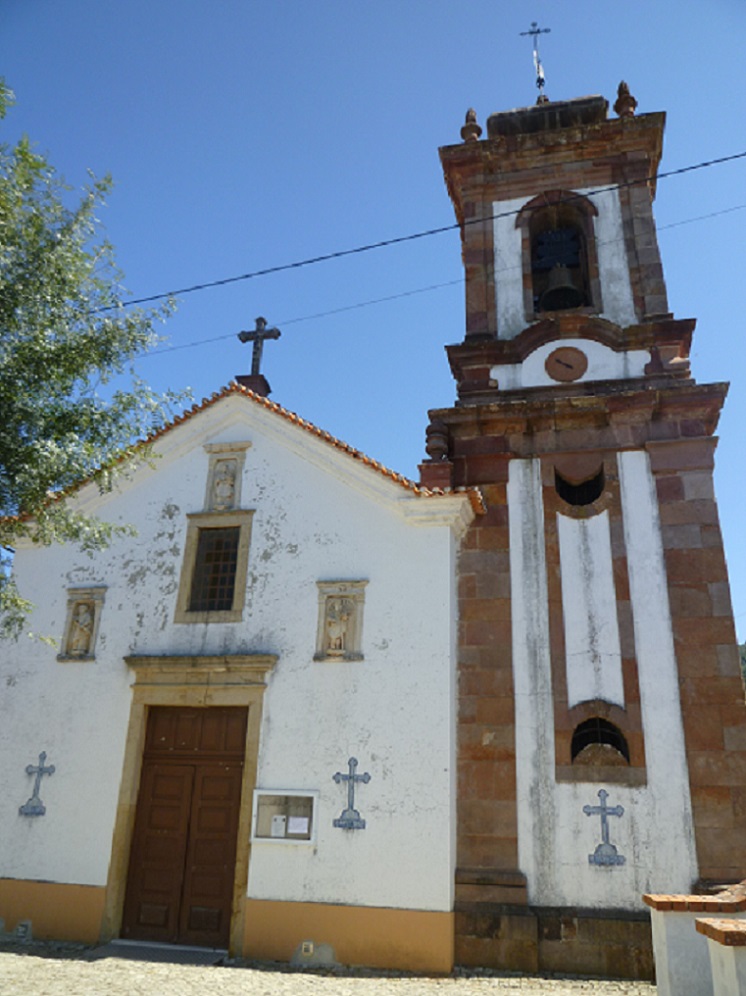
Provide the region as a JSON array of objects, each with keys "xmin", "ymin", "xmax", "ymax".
[
  {"xmin": 139, "ymin": 202, "xmax": 746, "ymax": 360},
  {"xmin": 100, "ymin": 150, "xmax": 746, "ymax": 314}
]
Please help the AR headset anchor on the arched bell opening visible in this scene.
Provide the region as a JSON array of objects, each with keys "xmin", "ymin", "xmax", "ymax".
[
  {"xmin": 530, "ymin": 206, "xmax": 589, "ymax": 312},
  {"xmin": 516, "ymin": 190, "xmax": 601, "ymax": 320},
  {"xmin": 571, "ymin": 717, "xmax": 630, "ymax": 766}
]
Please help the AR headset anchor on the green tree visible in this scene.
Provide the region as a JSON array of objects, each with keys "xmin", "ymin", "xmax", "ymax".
[{"xmin": 0, "ymin": 82, "xmax": 181, "ymax": 636}]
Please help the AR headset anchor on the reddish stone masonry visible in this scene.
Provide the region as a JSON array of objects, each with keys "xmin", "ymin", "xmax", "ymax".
[
  {"xmin": 696, "ymin": 918, "xmax": 746, "ymax": 946},
  {"xmin": 644, "ymin": 880, "xmax": 746, "ymax": 914}
]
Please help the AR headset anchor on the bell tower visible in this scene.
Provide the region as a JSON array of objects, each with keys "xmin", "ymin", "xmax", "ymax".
[{"xmin": 423, "ymin": 85, "xmax": 746, "ymax": 978}]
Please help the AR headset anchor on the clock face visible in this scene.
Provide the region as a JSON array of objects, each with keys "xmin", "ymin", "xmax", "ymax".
[{"xmin": 545, "ymin": 346, "xmax": 588, "ymax": 383}]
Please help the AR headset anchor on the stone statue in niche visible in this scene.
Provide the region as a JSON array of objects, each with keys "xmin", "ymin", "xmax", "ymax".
[
  {"xmin": 67, "ymin": 601, "xmax": 94, "ymax": 656},
  {"xmin": 212, "ymin": 459, "xmax": 237, "ymax": 511},
  {"xmin": 314, "ymin": 580, "xmax": 367, "ymax": 662},
  {"xmin": 325, "ymin": 597, "xmax": 355, "ymax": 656}
]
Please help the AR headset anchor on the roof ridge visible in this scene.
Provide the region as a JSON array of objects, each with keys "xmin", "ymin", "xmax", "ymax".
[
  {"xmin": 7, "ymin": 383, "xmax": 485, "ymax": 520},
  {"xmin": 144, "ymin": 382, "xmax": 484, "ymax": 510}
]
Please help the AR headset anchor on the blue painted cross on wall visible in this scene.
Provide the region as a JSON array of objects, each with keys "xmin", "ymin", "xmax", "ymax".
[
  {"xmin": 332, "ymin": 757, "xmax": 371, "ymax": 830},
  {"xmin": 19, "ymin": 751, "xmax": 55, "ymax": 817},
  {"xmin": 583, "ymin": 788, "xmax": 625, "ymax": 866}
]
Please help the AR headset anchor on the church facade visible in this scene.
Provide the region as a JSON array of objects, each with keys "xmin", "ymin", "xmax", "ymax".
[
  {"xmin": 0, "ymin": 84, "xmax": 744, "ymax": 979},
  {"xmin": 0, "ymin": 385, "xmax": 476, "ymax": 971}
]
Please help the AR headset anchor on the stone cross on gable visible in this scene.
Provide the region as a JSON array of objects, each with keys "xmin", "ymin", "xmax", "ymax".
[
  {"xmin": 237, "ymin": 317, "xmax": 282, "ymax": 377},
  {"xmin": 19, "ymin": 751, "xmax": 55, "ymax": 817},
  {"xmin": 332, "ymin": 756, "xmax": 371, "ymax": 830},
  {"xmin": 583, "ymin": 788, "xmax": 625, "ymax": 866}
]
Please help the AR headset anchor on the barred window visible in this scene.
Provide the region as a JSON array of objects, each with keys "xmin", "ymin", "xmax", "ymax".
[
  {"xmin": 174, "ymin": 510, "xmax": 253, "ymax": 624},
  {"xmin": 572, "ymin": 718, "xmax": 630, "ymax": 764},
  {"xmin": 189, "ymin": 527, "xmax": 240, "ymax": 612}
]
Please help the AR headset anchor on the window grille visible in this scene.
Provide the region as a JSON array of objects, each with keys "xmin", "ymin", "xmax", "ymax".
[
  {"xmin": 571, "ymin": 717, "xmax": 630, "ymax": 763},
  {"xmin": 189, "ymin": 527, "xmax": 240, "ymax": 612}
]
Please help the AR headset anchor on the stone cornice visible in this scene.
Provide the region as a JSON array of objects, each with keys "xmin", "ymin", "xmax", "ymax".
[
  {"xmin": 125, "ymin": 654, "xmax": 277, "ymax": 686},
  {"xmin": 429, "ymin": 381, "xmax": 728, "ymax": 451},
  {"xmin": 447, "ymin": 315, "xmax": 695, "ymax": 375},
  {"xmin": 440, "ymin": 110, "xmax": 666, "ymax": 226}
]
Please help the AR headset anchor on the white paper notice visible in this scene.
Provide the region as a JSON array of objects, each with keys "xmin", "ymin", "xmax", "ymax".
[{"xmin": 288, "ymin": 816, "xmax": 309, "ymax": 835}]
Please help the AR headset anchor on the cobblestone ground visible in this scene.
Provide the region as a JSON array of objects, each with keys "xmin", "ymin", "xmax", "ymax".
[{"xmin": 0, "ymin": 943, "xmax": 657, "ymax": 996}]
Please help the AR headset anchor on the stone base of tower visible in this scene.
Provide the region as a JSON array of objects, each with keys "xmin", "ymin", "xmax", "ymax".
[{"xmin": 455, "ymin": 902, "xmax": 654, "ymax": 980}]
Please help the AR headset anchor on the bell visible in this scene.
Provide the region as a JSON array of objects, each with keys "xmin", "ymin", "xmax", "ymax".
[{"xmin": 540, "ymin": 263, "xmax": 585, "ymax": 311}]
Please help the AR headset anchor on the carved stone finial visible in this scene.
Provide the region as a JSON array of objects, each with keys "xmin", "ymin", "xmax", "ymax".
[
  {"xmin": 460, "ymin": 108, "xmax": 483, "ymax": 143},
  {"xmin": 425, "ymin": 420, "xmax": 450, "ymax": 461},
  {"xmin": 614, "ymin": 81, "xmax": 637, "ymax": 118}
]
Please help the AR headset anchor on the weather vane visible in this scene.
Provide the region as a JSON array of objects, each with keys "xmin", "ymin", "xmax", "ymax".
[{"xmin": 520, "ymin": 21, "xmax": 551, "ymax": 103}]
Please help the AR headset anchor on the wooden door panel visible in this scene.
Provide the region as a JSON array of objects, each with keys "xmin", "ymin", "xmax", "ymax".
[
  {"xmin": 121, "ymin": 763, "xmax": 193, "ymax": 942},
  {"xmin": 178, "ymin": 764, "xmax": 243, "ymax": 947},
  {"xmin": 122, "ymin": 707, "xmax": 247, "ymax": 948}
]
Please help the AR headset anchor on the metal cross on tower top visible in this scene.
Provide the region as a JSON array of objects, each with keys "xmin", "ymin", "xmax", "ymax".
[
  {"xmin": 520, "ymin": 21, "xmax": 551, "ymax": 102},
  {"xmin": 237, "ymin": 317, "xmax": 282, "ymax": 377}
]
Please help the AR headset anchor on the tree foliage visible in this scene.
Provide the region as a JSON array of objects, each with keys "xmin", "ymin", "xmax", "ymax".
[{"xmin": 0, "ymin": 81, "xmax": 182, "ymax": 636}]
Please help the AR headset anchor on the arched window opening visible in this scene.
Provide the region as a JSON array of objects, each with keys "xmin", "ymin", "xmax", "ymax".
[
  {"xmin": 555, "ymin": 466, "xmax": 604, "ymax": 507},
  {"xmin": 572, "ymin": 718, "xmax": 630, "ymax": 766},
  {"xmin": 516, "ymin": 190, "xmax": 601, "ymax": 320},
  {"xmin": 530, "ymin": 205, "xmax": 591, "ymax": 313}
]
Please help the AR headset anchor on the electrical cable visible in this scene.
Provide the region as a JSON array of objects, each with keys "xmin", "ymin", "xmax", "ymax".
[
  {"xmin": 138, "ymin": 202, "xmax": 746, "ymax": 360},
  {"xmin": 96, "ymin": 151, "xmax": 746, "ymax": 314}
]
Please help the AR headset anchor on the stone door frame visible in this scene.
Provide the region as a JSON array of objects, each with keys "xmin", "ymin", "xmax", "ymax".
[{"xmin": 101, "ymin": 654, "xmax": 276, "ymax": 954}]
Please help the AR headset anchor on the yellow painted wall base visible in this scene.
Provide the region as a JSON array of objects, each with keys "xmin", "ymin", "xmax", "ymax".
[
  {"xmin": 0, "ymin": 879, "xmax": 105, "ymax": 943},
  {"xmin": 243, "ymin": 899, "xmax": 454, "ymax": 973}
]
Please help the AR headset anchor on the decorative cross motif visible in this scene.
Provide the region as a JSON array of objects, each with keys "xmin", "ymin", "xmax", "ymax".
[
  {"xmin": 19, "ymin": 751, "xmax": 55, "ymax": 817},
  {"xmin": 519, "ymin": 21, "xmax": 551, "ymax": 98},
  {"xmin": 237, "ymin": 317, "xmax": 281, "ymax": 376},
  {"xmin": 583, "ymin": 788, "xmax": 625, "ymax": 866},
  {"xmin": 332, "ymin": 757, "xmax": 371, "ymax": 830}
]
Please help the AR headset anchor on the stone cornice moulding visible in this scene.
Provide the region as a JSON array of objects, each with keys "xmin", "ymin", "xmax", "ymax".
[
  {"xmin": 125, "ymin": 653, "xmax": 277, "ymax": 687},
  {"xmin": 397, "ymin": 495, "xmax": 476, "ymax": 537}
]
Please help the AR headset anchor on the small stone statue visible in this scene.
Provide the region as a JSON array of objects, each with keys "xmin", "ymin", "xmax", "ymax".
[
  {"xmin": 325, "ymin": 598, "xmax": 354, "ymax": 655},
  {"xmin": 212, "ymin": 460, "xmax": 237, "ymax": 510},
  {"xmin": 67, "ymin": 601, "xmax": 94, "ymax": 656}
]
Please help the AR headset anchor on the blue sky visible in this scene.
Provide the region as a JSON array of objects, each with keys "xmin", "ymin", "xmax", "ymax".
[{"xmin": 3, "ymin": 0, "xmax": 745, "ymax": 638}]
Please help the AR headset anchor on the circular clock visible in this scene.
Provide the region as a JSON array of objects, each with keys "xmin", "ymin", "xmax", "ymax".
[{"xmin": 544, "ymin": 346, "xmax": 588, "ymax": 383}]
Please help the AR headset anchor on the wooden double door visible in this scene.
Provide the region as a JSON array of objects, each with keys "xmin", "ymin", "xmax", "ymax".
[{"xmin": 121, "ymin": 706, "xmax": 248, "ymax": 948}]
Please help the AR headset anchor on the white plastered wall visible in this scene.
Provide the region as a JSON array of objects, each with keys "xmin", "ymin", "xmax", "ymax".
[
  {"xmin": 0, "ymin": 395, "xmax": 467, "ymax": 915},
  {"xmin": 558, "ymin": 512, "xmax": 625, "ymax": 709},
  {"xmin": 509, "ymin": 453, "xmax": 698, "ymax": 909},
  {"xmin": 492, "ymin": 187, "xmax": 638, "ymax": 341},
  {"xmin": 491, "ymin": 338, "xmax": 650, "ymax": 391}
]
